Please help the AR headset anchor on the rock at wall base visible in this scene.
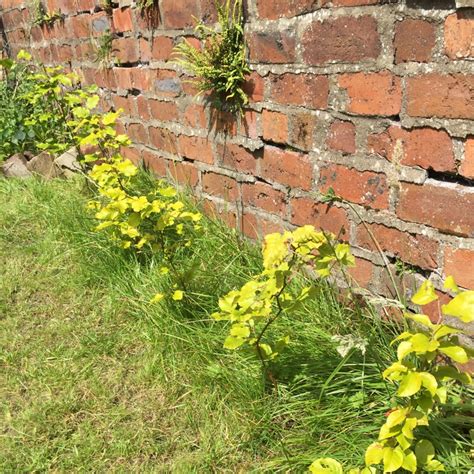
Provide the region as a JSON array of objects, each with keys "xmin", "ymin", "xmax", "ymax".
[
  {"xmin": 54, "ymin": 147, "xmax": 81, "ymax": 178},
  {"xmin": 26, "ymin": 151, "xmax": 61, "ymax": 179},
  {"xmin": 1, "ymin": 153, "xmax": 32, "ymax": 178}
]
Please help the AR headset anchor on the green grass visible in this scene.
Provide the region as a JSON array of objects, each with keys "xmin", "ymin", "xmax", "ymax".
[{"xmin": 0, "ymin": 176, "xmax": 472, "ymax": 472}]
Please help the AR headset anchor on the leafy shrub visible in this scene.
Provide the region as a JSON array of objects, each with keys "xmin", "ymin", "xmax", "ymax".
[
  {"xmin": 173, "ymin": 0, "xmax": 250, "ymax": 114},
  {"xmin": 309, "ymin": 277, "xmax": 473, "ymax": 473}
]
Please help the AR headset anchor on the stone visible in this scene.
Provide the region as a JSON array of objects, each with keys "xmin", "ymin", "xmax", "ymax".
[
  {"xmin": 1, "ymin": 153, "xmax": 32, "ymax": 178},
  {"xmin": 54, "ymin": 147, "xmax": 81, "ymax": 178},
  {"xmin": 26, "ymin": 151, "xmax": 60, "ymax": 179}
]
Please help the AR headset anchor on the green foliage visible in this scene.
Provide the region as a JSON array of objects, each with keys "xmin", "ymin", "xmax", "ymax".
[
  {"xmin": 173, "ymin": 0, "xmax": 250, "ymax": 114},
  {"xmin": 309, "ymin": 277, "xmax": 473, "ymax": 473},
  {"xmin": 93, "ymin": 31, "xmax": 115, "ymax": 68},
  {"xmin": 135, "ymin": 0, "xmax": 156, "ymax": 9},
  {"xmin": 31, "ymin": 0, "xmax": 62, "ymax": 26},
  {"xmin": 212, "ymin": 226, "xmax": 355, "ymax": 378}
]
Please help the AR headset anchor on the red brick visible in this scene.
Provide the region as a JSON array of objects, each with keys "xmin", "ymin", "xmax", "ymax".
[
  {"xmin": 406, "ymin": 74, "xmax": 474, "ymax": 119},
  {"xmin": 460, "ymin": 138, "xmax": 474, "ymax": 179},
  {"xmin": 218, "ymin": 143, "xmax": 258, "ymax": 174},
  {"xmin": 248, "ymin": 30, "xmax": 296, "ymax": 64},
  {"xmin": 135, "ymin": 5, "xmax": 161, "ymax": 30},
  {"xmin": 349, "ymin": 257, "xmax": 376, "ymax": 289},
  {"xmin": 183, "ymin": 103, "xmax": 207, "ymax": 128},
  {"xmin": 178, "ymin": 135, "xmax": 213, "ymax": 164},
  {"xmin": 302, "ymin": 16, "xmax": 380, "ymax": 65},
  {"xmin": 149, "ymin": 99, "xmax": 179, "ymax": 122},
  {"xmin": 127, "ymin": 123, "xmax": 148, "ymax": 144},
  {"xmin": 212, "ymin": 110, "xmax": 238, "ymax": 136},
  {"xmin": 444, "ymin": 247, "xmax": 474, "ymax": 289},
  {"xmin": 242, "ymin": 211, "xmax": 259, "ymax": 239},
  {"xmin": 291, "ymin": 113, "xmax": 316, "ymax": 151},
  {"xmin": 136, "ymin": 96, "xmax": 150, "ymax": 120},
  {"xmin": 153, "ymin": 70, "xmax": 182, "ymax": 98},
  {"xmin": 369, "ymin": 126, "xmax": 455, "ymax": 172},
  {"xmin": 394, "ymin": 19, "xmax": 436, "ymax": 63},
  {"xmin": 114, "ymin": 67, "xmax": 133, "ymax": 89},
  {"xmin": 268, "ymin": 73, "xmax": 329, "ymax": 110},
  {"xmin": 149, "ymin": 127, "xmax": 178, "ymax": 154},
  {"xmin": 444, "ymin": 12, "xmax": 474, "ymax": 60},
  {"xmin": 161, "ymin": 0, "xmax": 200, "ymax": 28},
  {"xmin": 113, "ymin": 37, "xmax": 139, "ymax": 64},
  {"xmin": 397, "ymin": 183, "xmax": 474, "ymax": 237},
  {"xmin": 90, "ymin": 12, "xmax": 110, "ymax": 37},
  {"xmin": 152, "ymin": 36, "xmax": 174, "ymax": 61},
  {"xmin": 70, "ymin": 15, "xmax": 89, "ymax": 38},
  {"xmin": 168, "ymin": 160, "xmax": 199, "ymax": 187},
  {"xmin": 261, "ymin": 146, "xmax": 313, "ymax": 190},
  {"xmin": 76, "ymin": 0, "xmax": 94, "ymax": 11},
  {"xmin": 142, "ymin": 150, "xmax": 167, "ymax": 176},
  {"xmin": 256, "ymin": 0, "xmax": 318, "ymax": 19},
  {"xmin": 332, "ymin": 0, "xmax": 379, "ymax": 4},
  {"xmin": 242, "ymin": 182, "xmax": 286, "ymax": 215},
  {"xmin": 262, "ymin": 110, "xmax": 288, "ymax": 144},
  {"xmin": 203, "ymin": 200, "xmax": 237, "ymax": 228},
  {"xmin": 327, "ymin": 121, "xmax": 356, "ymax": 154},
  {"xmin": 320, "ymin": 164, "xmax": 389, "ymax": 210},
  {"xmin": 94, "ymin": 68, "xmax": 116, "ymax": 89},
  {"xmin": 338, "ymin": 71, "xmax": 402, "ymax": 116},
  {"xmin": 121, "ymin": 146, "xmax": 140, "ymax": 165},
  {"xmin": 139, "ymin": 38, "xmax": 151, "ymax": 62},
  {"xmin": 290, "ymin": 198, "xmax": 350, "ymax": 238},
  {"xmin": 202, "ymin": 172, "xmax": 239, "ymax": 200},
  {"xmin": 112, "ymin": 95, "xmax": 136, "ymax": 115},
  {"xmin": 241, "ymin": 110, "xmax": 259, "ymax": 139},
  {"xmin": 356, "ymin": 223, "xmax": 439, "ymax": 269},
  {"xmin": 242, "ymin": 72, "xmax": 265, "ymax": 103},
  {"xmin": 260, "ymin": 218, "xmax": 285, "ymax": 236},
  {"xmin": 131, "ymin": 68, "xmax": 151, "ymax": 90},
  {"xmin": 113, "ymin": 7, "xmax": 133, "ymax": 32}
]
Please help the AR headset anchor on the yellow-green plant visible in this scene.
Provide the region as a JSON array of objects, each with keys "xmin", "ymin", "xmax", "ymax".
[
  {"xmin": 212, "ymin": 226, "xmax": 355, "ymax": 380},
  {"xmin": 173, "ymin": 0, "xmax": 250, "ymax": 114},
  {"xmin": 31, "ymin": 0, "xmax": 62, "ymax": 26},
  {"xmin": 309, "ymin": 277, "xmax": 473, "ymax": 474}
]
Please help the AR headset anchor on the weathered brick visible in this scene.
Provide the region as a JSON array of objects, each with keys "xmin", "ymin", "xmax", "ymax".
[
  {"xmin": 444, "ymin": 247, "xmax": 474, "ymax": 289},
  {"xmin": 127, "ymin": 122, "xmax": 148, "ymax": 144},
  {"xmin": 302, "ymin": 16, "xmax": 380, "ymax": 65},
  {"xmin": 394, "ymin": 19, "xmax": 436, "ymax": 63},
  {"xmin": 149, "ymin": 127, "xmax": 177, "ymax": 154},
  {"xmin": 153, "ymin": 69, "xmax": 182, "ymax": 97},
  {"xmin": 406, "ymin": 74, "xmax": 474, "ymax": 119},
  {"xmin": 320, "ymin": 164, "xmax": 389, "ymax": 209},
  {"xmin": 136, "ymin": 95, "xmax": 150, "ymax": 120},
  {"xmin": 256, "ymin": 0, "xmax": 318, "ymax": 19},
  {"xmin": 241, "ymin": 110, "xmax": 259, "ymax": 139},
  {"xmin": 331, "ymin": 0, "xmax": 379, "ymax": 4},
  {"xmin": 338, "ymin": 71, "xmax": 402, "ymax": 116},
  {"xmin": 444, "ymin": 12, "xmax": 474, "ymax": 60},
  {"xmin": 113, "ymin": 7, "xmax": 133, "ymax": 32},
  {"xmin": 139, "ymin": 38, "xmax": 151, "ymax": 62},
  {"xmin": 242, "ymin": 182, "xmax": 286, "ymax": 215},
  {"xmin": 161, "ymin": 0, "xmax": 200, "ymax": 28},
  {"xmin": 242, "ymin": 72, "xmax": 265, "ymax": 103},
  {"xmin": 218, "ymin": 143, "xmax": 259, "ymax": 174},
  {"xmin": 168, "ymin": 160, "xmax": 199, "ymax": 187},
  {"xmin": 202, "ymin": 172, "xmax": 239, "ymax": 200},
  {"xmin": 70, "ymin": 15, "xmax": 89, "ymax": 38},
  {"xmin": 131, "ymin": 67, "xmax": 151, "ymax": 90},
  {"xmin": 241, "ymin": 211, "xmax": 259, "ymax": 239},
  {"xmin": 356, "ymin": 223, "xmax": 439, "ymax": 269},
  {"xmin": 151, "ymin": 36, "xmax": 174, "ymax": 61},
  {"xmin": 142, "ymin": 149, "xmax": 167, "ymax": 176},
  {"xmin": 113, "ymin": 37, "xmax": 139, "ymax": 63},
  {"xmin": 111, "ymin": 94, "xmax": 136, "ymax": 115},
  {"xmin": 203, "ymin": 200, "xmax": 237, "ymax": 228},
  {"xmin": 291, "ymin": 112, "xmax": 315, "ymax": 151},
  {"xmin": 135, "ymin": 4, "xmax": 161, "ymax": 30},
  {"xmin": 114, "ymin": 67, "xmax": 133, "ymax": 89},
  {"xmin": 90, "ymin": 12, "xmax": 110, "ymax": 37},
  {"xmin": 369, "ymin": 126, "xmax": 455, "ymax": 172},
  {"xmin": 349, "ymin": 257, "xmax": 377, "ymax": 289},
  {"xmin": 178, "ymin": 135, "xmax": 213, "ymax": 164},
  {"xmin": 248, "ymin": 30, "xmax": 296, "ymax": 64},
  {"xmin": 261, "ymin": 146, "xmax": 313, "ymax": 190},
  {"xmin": 290, "ymin": 198, "xmax": 350, "ymax": 238},
  {"xmin": 327, "ymin": 120, "xmax": 356, "ymax": 154},
  {"xmin": 262, "ymin": 109, "xmax": 288, "ymax": 144},
  {"xmin": 268, "ymin": 73, "xmax": 329, "ymax": 109},
  {"xmin": 149, "ymin": 99, "xmax": 179, "ymax": 122},
  {"xmin": 397, "ymin": 183, "xmax": 474, "ymax": 237},
  {"xmin": 183, "ymin": 103, "xmax": 207, "ymax": 128},
  {"xmin": 460, "ymin": 137, "xmax": 474, "ymax": 179}
]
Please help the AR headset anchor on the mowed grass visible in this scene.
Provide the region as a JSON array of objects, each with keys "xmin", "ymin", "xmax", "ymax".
[{"xmin": 0, "ymin": 177, "xmax": 472, "ymax": 472}]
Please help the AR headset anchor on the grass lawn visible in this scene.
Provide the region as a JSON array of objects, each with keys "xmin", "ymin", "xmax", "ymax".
[{"xmin": 0, "ymin": 177, "xmax": 472, "ymax": 472}]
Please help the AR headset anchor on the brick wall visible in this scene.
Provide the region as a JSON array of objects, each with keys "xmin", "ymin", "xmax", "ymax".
[{"xmin": 1, "ymin": 0, "xmax": 474, "ymax": 299}]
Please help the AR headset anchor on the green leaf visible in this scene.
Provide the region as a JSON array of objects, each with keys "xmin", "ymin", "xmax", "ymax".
[
  {"xmin": 398, "ymin": 372, "xmax": 422, "ymax": 397},
  {"xmin": 365, "ymin": 442, "xmax": 384, "ymax": 465},
  {"xmin": 383, "ymin": 446, "xmax": 404, "ymax": 472},
  {"xmin": 415, "ymin": 439, "xmax": 435, "ymax": 465},
  {"xmin": 441, "ymin": 291, "xmax": 474, "ymax": 323},
  {"xmin": 438, "ymin": 343, "xmax": 468, "ymax": 363},
  {"xmin": 223, "ymin": 335, "xmax": 245, "ymax": 350},
  {"xmin": 411, "ymin": 280, "xmax": 438, "ymax": 306},
  {"xmin": 230, "ymin": 323, "xmax": 250, "ymax": 338}
]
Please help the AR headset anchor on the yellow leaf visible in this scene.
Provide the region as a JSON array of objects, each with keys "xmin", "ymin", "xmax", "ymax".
[
  {"xmin": 441, "ymin": 291, "xmax": 474, "ymax": 323},
  {"xmin": 365, "ymin": 442, "xmax": 384, "ymax": 465},
  {"xmin": 398, "ymin": 372, "xmax": 422, "ymax": 397},
  {"xmin": 443, "ymin": 275, "xmax": 460, "ymax": 294},
  {"xmin": 262, "ymin": 232, "xmax": 291, "ymax": 270},
  {"xmin": 150, "ymin": 293, "xmax": 164, "ymax": 304},
  {"xmin": 411, "ymin": 280, "xmax": 438, "ymax": 306},
  {"xmin": 438, "ymin": 344, "xmax": 468, "ymax": 364},
  {"xmin": 385, "ymin": 408, "xmax": 407, "ymax": 428},
  {"xmin": 308, "ymin": 458, "xmax": 343, "ymax": 473},
  {"xmin": 401, "ymin": 451, "xmax": 417, "ymax": 473},
  {"xmin": 397, "ymin": 340, "xmax": 413, "ymax": 361},
  {"xmin": 383, "ymin": 446, "xmax": 404, "ymax": 473}
]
